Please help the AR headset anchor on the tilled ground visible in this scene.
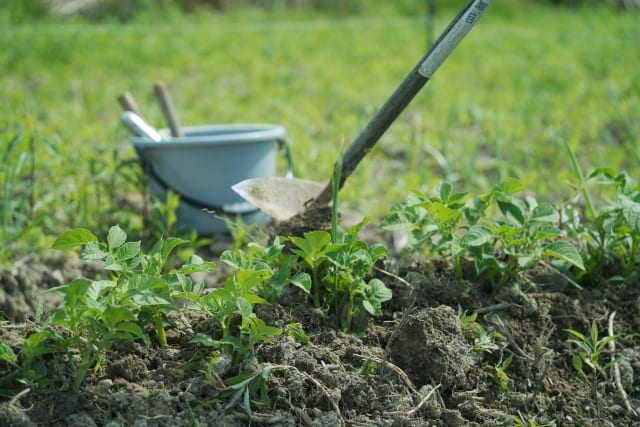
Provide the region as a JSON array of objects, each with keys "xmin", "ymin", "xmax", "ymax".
[{"xmin": 1, "ymin": 227, "xmax": 640, "ymax": 426}]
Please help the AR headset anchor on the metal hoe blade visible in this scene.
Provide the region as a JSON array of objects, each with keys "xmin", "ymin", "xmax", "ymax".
[{"xmin": 232, "ymin": 177, "xmax": 325, "ymax": 221}]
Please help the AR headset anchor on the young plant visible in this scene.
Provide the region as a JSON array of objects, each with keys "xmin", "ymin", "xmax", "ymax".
[
  {"xmin": 46, "ymin": 225, "xmax": 215, "ymax": 390},
  {"xmin": 381, "ymin": 181, "xmax": 476, "ymax": 277},
  {"xmin": 324, "ymin": 218, "xmax": 391, "ymax": 332},
  {"xmin": 488, "ymin": 354, "xmax": 513, "ymax": 395},
  {"xmin": 458, "ymin": 308, "xmax": 504, "ymax": 354},
  {"xmin": 51, "ymin": 225, "xmax": 214, "ymax": 346},
  {"xmin": 43, "ymin": 277, "xmax": 148, "ymax": 391},
  {"xmin": 566, "ymin": 168, "xmax": 640, "ymax": 286},
  {"xmin": 196, "ymin": 367, "xmax": 272, "ymax": 418},
  {"xmin": 384, "ymin": 179, "xmax": 584, "ymax": 290},
  {"xmin": 564, "ymin": 320, "xmax": 624, "ymax": 425},
  {"xmin": 474, "ymin": 194, "xmax": 585, "ymax": 290},
  {"xmin": 288, "ymin": 230, "xmax": 336, "ymax": 308},
  {"xmin": 185, "ymin": 268, "xmax": 278, "ymax": 360},
  {"xmin": 220, "ymin": 237, "xmax": 311, "ymax": 303},
  {"xmin": 0, "ymin": 330, "xmax": 61, "ymax": 395}
]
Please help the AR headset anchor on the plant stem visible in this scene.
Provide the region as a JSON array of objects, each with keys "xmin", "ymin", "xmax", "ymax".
[
  {"xmin": 153, "ymin": 311, "xmax": 167, "ymax": 346},
  {"xmin": 343, "ymin": 289, "xmax": 355, "ymax": 333},
  {"xmin": 564, "ymin": 137, "xmax": 596, "ymax": 219},
  {"xmin": 312, "ymin": 267, "xmax": 321, "ymax": 308}
]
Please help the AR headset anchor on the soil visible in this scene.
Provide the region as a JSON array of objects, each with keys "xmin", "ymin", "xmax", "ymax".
[{"xmin": 1, "ymin": 210, "xmax": 640, "ymax": 426}]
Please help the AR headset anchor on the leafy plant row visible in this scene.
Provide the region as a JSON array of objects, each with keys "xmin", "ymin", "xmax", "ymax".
[
  {"xmin": 0, "ymin": 211, "xmax": 390, "ymax": 394},
  {"xmin": 382, "ymin": 168, "xmax": 640, "ymax": 290}
]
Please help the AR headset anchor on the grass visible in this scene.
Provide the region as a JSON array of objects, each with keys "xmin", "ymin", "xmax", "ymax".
[{"xmin": 0, "ymin": 2, "xmax": 638, "ymax": 257}]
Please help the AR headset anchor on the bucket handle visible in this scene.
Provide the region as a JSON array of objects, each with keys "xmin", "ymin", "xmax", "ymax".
[{"xmin": 138, "ymin": 138, "xmax": 294, "ymax": 215}]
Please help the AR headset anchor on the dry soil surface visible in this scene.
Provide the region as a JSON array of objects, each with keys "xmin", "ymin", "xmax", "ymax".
[{"xmin": 1, "ymin": 216, "xmax": 640, "ymax": 426}]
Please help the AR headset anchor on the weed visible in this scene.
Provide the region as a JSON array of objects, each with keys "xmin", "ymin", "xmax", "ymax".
[
  {"xmin": 564, "ymin": 320, "xmax": 624, "ymax": 425},
  {"xmin": 488, "ymin": 354, "xmax": 513, "ymax": 395},
  {"xmin": 0, "ymin": 130, "xmax": 49, "ymax": 264},
  {"xmin": 199, "ymin": 367, "xmax": 273, "ymax": 418},
  {"xmin": 510, "ymin": 416, "xmax": 556, "ymax": 427},
  {"xmin": 0, "ymin": 330, "xmax": 61, "ymax": 394},
  {"xmin": 458, "ymin": 308, "xmax": 505, "ymax": 354}
]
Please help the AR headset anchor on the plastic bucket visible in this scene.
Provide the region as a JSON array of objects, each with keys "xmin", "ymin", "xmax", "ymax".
[{"xmin": 130, "ymin": 124, "xmax": 292, "ymax": 235}]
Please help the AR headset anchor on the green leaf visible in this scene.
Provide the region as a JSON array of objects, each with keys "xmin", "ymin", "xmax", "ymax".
[
  {"xmin": 117, "ymin": 241, "xmax": 141, "ymax": 261},
  {"xmin": 116, "ymin": 321, "xmax": 145, "ymax": 340},
  {"xmin": 249, "ymin": 317, "xmax": 282, "ymax": 338},
  {"xmin": 289, "ymin": 230, "xmax": 331, "ymax": 263},
  {"xmin": 63, "ymin": 278, "xmax": 92, "ymax": 305},
  {"xmin": 236, "ymin": 297, "xmax": 253, "ymax": 319},
  {"xmin": 190, "ymin": 333, "xmax": 221, "ymax": 348},
  {"xmin": 498, "ymin": 178, "xmax": 526, "ymax": 195},
  {"xmin": 51, "ymin": 228, "xmax": 97, "ymax": 250},
  {"xmin": 619, "ymin": 195, "xmax": 640, "ymax": 233},
  {"xmin": 127, "ymin": 275, "xmax": 173, "ymax": 307},
  {"xmin": 564, "ymin": 328, "xmax": 588, "ymax": 343},
  {"xmin": 0, "ymin": 342, "xmax": 18, "ymax": 366},
  {"xmin": 86, "ymin": 280, "xmax": 116, "ymax": 301},
  {"xmin": 543, "ymin": 241, "xmax": 585, "ymax": 270},
  {"xmin": 289, "ymin": 272, "xmax": 312, "ymax": 294},
  {"xmin": 463, "ymin": 225, "xmax": 492, "ymax": 247},
  {"xmin": 363, "ymin": 278, "xmax": 392, "ymax": 315},
  {"xmin": 285, "ymin": 323, "xmax": 309, "ymax": 343},
  {"xmin": 80, "ymin": 241, "xmax": 108, "ymax": 260},
  {"xmin": 531, "ymin": 204, "xmax": 559, "ymax": 223},
  {"xmin": 101, "ymin": 305, "xmax": 137, "ymax": 329},
  {"xmin": 497, "ymin": 199, "xmax": 525, "ymax": 226},
  {"xmin": 107, "ymin": 225, "xmax": 127, "ymax": 250},
  {"xmin": 380, "ymin": 211, "xmax": 415, "ymax": 230}
]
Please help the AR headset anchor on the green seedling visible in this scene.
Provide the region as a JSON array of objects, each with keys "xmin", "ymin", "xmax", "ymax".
[
  {"xmin": 383, "ymin": 179, "xmax": 584, "ymax": 290},
  {"xmin": 197, "ymin": 367, "xmax": 272, "ymax": 418},
  {"xmin": 289, "ymin": 230, "xmax": 336, "ymax": 308},
  {"xmin": 46, "ymin": 225, "xmax": 215, "ymax": 390},
  {"xmin": 287, "ymin": 220, "xmax": 391, "ymax": 332},
  {"xmin": 510, "ymin": 416, "xmax": 556, "ymax": 427},
  {"xmin": 324, "ymin": 218, "xmax": 391, "ymax": 332},
  {"xmin": 567, "ymin": 167, "xmax": 640, "ymax": 286},
  {"xmin": 458, "ymin": 307, "xmax": 506, "ymax": 354},
  {"xmin": 186, "ymin": 268, "xmax": 277, "ymax": 359},
  {"xmin": 564, "ymin": 320, "xmax": 624, "ymax": 426},
  {"xmin": 43, "ymin": 277, "xmax": 148, "ymax": 391},
  {"xmin": 0, "ymin": 330, "xmax": 61, "ymax": 395},
  {"xmin": 488, "ymin": 354, "xmax": 513, "ymax": 395},
  {"xmin": 221, "ymin": 237, "xmax": 311, "ymax": 303},
  {"xmin": 476, "ymin": 194, "xmax": 585, "ymax": 290},
  {"xmin": 381, "ymin": 181, "xmax": 477, "ymax": 278},
  {"xmin": 51, "ymin": 225, "xmax": 214, "ymax": 346}
]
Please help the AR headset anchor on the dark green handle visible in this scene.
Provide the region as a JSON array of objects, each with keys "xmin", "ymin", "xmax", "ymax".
[{"xmin": 313, "ymin": 0, "xmax": 494, "ymax": 205}]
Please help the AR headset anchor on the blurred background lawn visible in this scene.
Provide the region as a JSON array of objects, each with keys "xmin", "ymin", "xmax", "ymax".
[{"xmin": 1, "ymin": 0, "xmax": 638, "ymax": 258}]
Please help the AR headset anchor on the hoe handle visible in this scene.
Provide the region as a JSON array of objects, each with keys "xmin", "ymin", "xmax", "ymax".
[
  {"xmin": 312, "ymin": 0, "xmax": 494, "ymax": 205},
  {"xmin": 154, "ymin": 81, "xmax": 184, "ymax": 137}
]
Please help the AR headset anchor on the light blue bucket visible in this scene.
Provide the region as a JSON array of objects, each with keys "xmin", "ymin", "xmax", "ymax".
[{"xmin": 131, "ymin": 124, "xmax": 292, "ymax": 235}]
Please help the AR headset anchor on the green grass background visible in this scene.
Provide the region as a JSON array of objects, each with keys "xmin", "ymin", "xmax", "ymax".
[{"xmin": 1, "ymin": 1, "xmax": 638, "ymax": 254}]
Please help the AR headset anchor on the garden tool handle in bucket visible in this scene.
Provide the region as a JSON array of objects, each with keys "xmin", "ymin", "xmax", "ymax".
[
  {"xmin": 138, "ymin": 137, "xmax": 293, "ymax": 214},
  {"xmin": 312, "ymin": 0, "xmax": 493, "ymax": 206}
]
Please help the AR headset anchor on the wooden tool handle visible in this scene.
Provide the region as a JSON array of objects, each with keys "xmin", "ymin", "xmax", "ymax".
[
  {"xmin": 153, "ymin": 81, "xmax": 184, "ymax": 137},
  {"xmin": 117, "ymin": 92, "xmax": 143, "ymax": 117}
]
